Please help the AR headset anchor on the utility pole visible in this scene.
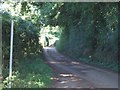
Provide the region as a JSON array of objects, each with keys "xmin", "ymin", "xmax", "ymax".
[{"xmin": 9, "ymin": 20, "xmax": 14, "ymax": 88}]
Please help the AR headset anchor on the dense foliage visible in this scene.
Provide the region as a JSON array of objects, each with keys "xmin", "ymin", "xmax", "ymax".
[
  {"xmin": 55, "ymin": 3, "xmax": 118, "ymax": 71},
  {"xmin": 2, "ymin": 11, "xmax": 53, "ymax": 88},
  {"xmin": 2, "ymin": 12, "xmax": 42, "ymax": 68},
  {"xmin": 30, "ymin": 2, "xmax": 118, "ymax": 71}
]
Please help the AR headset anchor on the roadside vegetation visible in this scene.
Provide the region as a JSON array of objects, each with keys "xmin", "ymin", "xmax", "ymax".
[
  {"xmin": 54, "ymin": 3, "xmax": 118, "ymax": 72},
  {"xmin": 3, "ymin": 56, "xmax": 53, "ymax": 88},
  {"xmin": 2, "ymin": 9, "xmax": 53, "ymax": 88}
]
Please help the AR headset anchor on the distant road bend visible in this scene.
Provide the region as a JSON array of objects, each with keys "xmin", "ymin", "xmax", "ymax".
[{"xmin": 43, "ymin": 47, "xmax": 118, "ymax": 88}]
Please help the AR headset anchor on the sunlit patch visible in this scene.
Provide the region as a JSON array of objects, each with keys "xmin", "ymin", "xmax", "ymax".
[
  {"xmin": 28, "ymin": 81, "xmax": 31, "ymax": 85},
  {"xmin": 70, "ymin": 77, "xmax": 82, "ymax": 81},
  {"xmin": 50, "ymin": 61, "xmax": 58, "ymax": 64},
  {"xmin": 44, "ymin": 47, "xmax": 53, "ymax": 49},
  {"xmin": 71, "ymin": 62, "xmax": 80, "ymax": 65},
  {"xmin": 63, "ymin": 86, "xmax": 68, "ymax": 88},
  {"xmin": 60, "ymin": 81, "xmax": 68, "ymax": 84},
  {"xmin": 71, "ymin": 79, "xmax": 78, "ymax": 81},
  {"xmin": 60, "ymin": 74, "xmax": 73, "ymax": 77},
  {"xmin": 50, "ymin": 77, "xmax": 59, "ymax": 80},
  {"xmin": 49, "ymin": 61, "xmax": 67, "ymax": 64},
  {"xmin": 39, "ymin": 25, "xmax": 61, "ymax": 47}
]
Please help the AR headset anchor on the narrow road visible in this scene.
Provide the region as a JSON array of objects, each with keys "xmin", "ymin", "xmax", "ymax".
[{"xmin": 43, "ymin": 47, "xmax": 118, "ymax": 88}]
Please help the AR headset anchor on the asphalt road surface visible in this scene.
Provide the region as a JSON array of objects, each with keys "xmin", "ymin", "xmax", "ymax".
[{"xmin": 43, "ymin": 47, "xmax": 118, "ymax": 88}]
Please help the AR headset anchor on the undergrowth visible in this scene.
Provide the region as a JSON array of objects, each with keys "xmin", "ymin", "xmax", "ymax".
[{"xmin": 2, "ymin": 56, "xmax": 53, "ymax": 88}]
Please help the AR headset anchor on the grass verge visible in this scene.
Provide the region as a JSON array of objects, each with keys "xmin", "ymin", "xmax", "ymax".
[
  {"xmin": 78, "ymin": 57, "xmax": 118, "ymax": 72},
  {"xmin": 2, "ymin": 56, "xmax": 53, "ymax": 88}
]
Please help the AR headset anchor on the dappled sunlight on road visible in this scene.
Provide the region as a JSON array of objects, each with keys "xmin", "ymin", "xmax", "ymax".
[
  {"xmin": 71, "ymin": 61, "xmax": 80, "ymax": 65},
  {"xmin": 43, "ymin": 47, "xmax": 118, "ymax": 88},
  {"xmin": 49, "ymin": 61, "xmax": 68, "ymax": 64},
  {"xmin": 44, "ymin": 46, "xmax": 53, "ymax": 49},
  {"xmin": 60, "ymin": 74, "xmax": 73, "ymax": 77},
  {"xmin": 50, "ymin": 72, "xmax": 84, "ymax": 88}
]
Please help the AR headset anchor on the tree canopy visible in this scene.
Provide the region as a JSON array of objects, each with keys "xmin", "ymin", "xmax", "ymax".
[{"xmin": 1, "ymin": 1, "xmax": 118, "ymax": 72}]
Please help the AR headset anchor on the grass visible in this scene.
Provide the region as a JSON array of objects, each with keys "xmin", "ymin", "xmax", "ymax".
[
  {"xmin": 2, "ymin": 56, "xmax": 53, "ymax": 88},
  {"xmin": 78, "ymin": 57, "xmax": 118, "ymax": 72},
  {"xmin": 0, "ymin": 84, "xmax": 2, "ymax": 89}
]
